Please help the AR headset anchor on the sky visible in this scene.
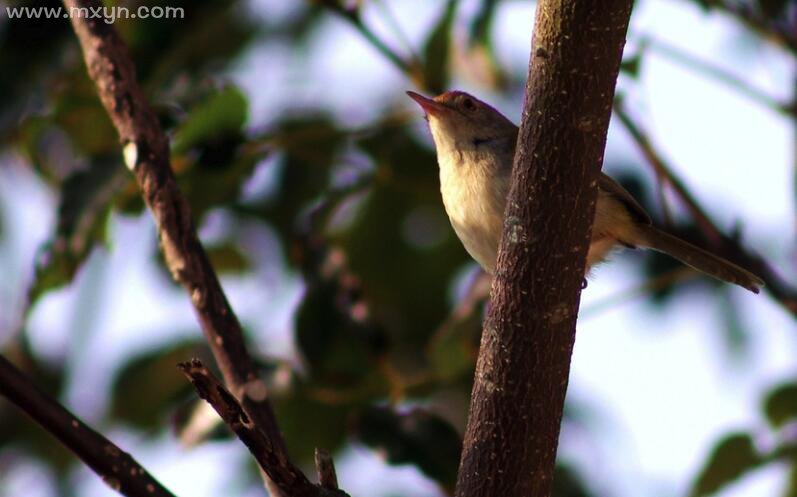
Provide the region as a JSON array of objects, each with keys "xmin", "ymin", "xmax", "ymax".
[{"xmin": 2, "ymin": 0, "xmax": 797, "ymax": 496}]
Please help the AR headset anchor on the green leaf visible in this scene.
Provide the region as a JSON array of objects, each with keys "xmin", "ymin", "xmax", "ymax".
[
  {"xmin": 296, "ymin": 275, "xmax": 387, "ymax": 387},
  {"xmin": 52, "ymin": 74, "xmax": 119, "ymax": 156},
  {"xmin": 764, "ymin": 382, "xmax": 797, "ymax": 428},
  {"xmin": 243, "ymin": 114, "xmax": 345, "ymax": 255},
  {"xmin": 205, "ymin": 243, "xmax": 251, "ymax": 273},
  {"xmin": 28, "ymin": 159, "xmax": 126, "ymax": 304},
  {"xmin": 353, "ymin": 406, "xmax": 462, "ymax": 490},
  {"xmin": 342, "ymin": 123, "xmax": 467, "ymax": 355},
  {"xmin": 422, "ymin": 0, "xmax": 458, "ymax": 94},
  {"xmin": 781, "ymin": 462, "xmax": 797, "ymax": 497},
  {"xmin": 691, "ymin": 432, "xmax": 762, "ymax": 496},
  {"xmin": 172, "ymin": 86, "xmax": 248, "ymax": 154},
  {"xmin": 620, "ymin": 53, "xmax": 643, "ymax": 80},
  {"xmin": 553, "ymin": 463, "xmax": 595, "ymax": 497},
  {"xmin": 469, "ymin": 0, "xmax": 499, "ymax": 48},
  {"xmin": 110, "ymin": 341, "xmax": 206, "ymax": 429},
  {"xmin": 426, "ymin": 300, "xmax": 482, "ymax": 381},
  {"xmin": 273, "ymin": 381, "xmax": 350, "ymax": 464}
]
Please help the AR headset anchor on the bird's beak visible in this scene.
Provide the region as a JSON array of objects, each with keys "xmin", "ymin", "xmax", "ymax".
[{"xmin": 406, "ymin": 91, "xmax": 446, "ymax": 116}]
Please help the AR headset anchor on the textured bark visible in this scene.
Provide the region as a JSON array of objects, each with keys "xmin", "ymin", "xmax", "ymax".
[
  {"xmin": 454, "ymin": 2, "xmax": 634, "ymax": 497},
  {"xmin": 179, "ymin": 360, "xmax": 349, "ymax": 497},
  {"xmin": 60, "ymin": 2, "xmax": 339, "ymax": 496},
  {"xmin": 0, "ymin": 356, "xmax": 176, "ymax": 497}
]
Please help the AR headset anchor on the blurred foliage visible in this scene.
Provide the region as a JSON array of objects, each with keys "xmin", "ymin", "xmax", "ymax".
[
  {"xmin": 0, "ymin": 0, "xmax": 795, "ymax": 496},
  {"xmin": 353, "ymin": 406, "xmax": 462, "ymax": 491},
  {"xmin": 691, "ymin": 378, "xmax": 797, "ymax": 496},
  {"xmin": 691, "ymin": 433, "xmax": 763, "ymax": 496},
  {"xmin": 109, "ymin": 340, "xmax": 208, "ymax": 430}
]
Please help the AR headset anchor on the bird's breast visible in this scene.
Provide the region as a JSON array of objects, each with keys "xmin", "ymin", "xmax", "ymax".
[{"xmin": 438, "ymin": 153, "xmax": 508, "ymax": 273}]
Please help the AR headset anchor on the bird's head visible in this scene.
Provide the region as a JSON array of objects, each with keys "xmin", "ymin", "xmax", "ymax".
[{"xmin": 406, "ymin": 90, "xmax": 517, "ymax": 161}]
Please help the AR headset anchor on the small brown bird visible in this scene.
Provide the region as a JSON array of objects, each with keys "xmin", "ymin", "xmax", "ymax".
[{"xmin": 407, "ymin": 90, "xmax": 763, "ymax": 293}]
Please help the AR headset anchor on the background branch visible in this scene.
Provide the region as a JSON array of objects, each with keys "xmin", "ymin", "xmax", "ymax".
[
  {"xmin": 454, "ymin": 2, "xmax": 634, "ymax": 496},
  {"xmin": 178, "ymin": 360, "xmax": 348, "ymax": 497},
  {"xmin": 314, "ymin": 0, "xmax": 418, "ymax": 79},
  {"xmin": 614, "ymin": 102, "xmax": 797, "ymax": 316},
  {"xmin": 645, "ymin": 36, "xmax": 790, "ymax": 114},
  {"xmin": 60, "ymin": 1, "xmax": 346, "ymax": 494},
  {"xmin": 0, "ymin": 355, "xmax": 176, "ymax": 497},
  {"xmin": 698, "ymin": 1, "xmax": 797, "ymax": 55}
]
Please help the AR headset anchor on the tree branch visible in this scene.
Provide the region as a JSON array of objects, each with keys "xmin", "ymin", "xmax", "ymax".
[
  {"xmin": 178, "ymin": 360, "xmax": 348, "ymax": 497},
  {"xmin": 645, "ymin": 36, "xmax": 790, "ymax": 115},
  {"xmin": 614, "ymin": 103, "xmax": 797, "ymax": 316},
  {"xmin": 314, "ymin": 448, "xmax": 340, "ymax": 491},
  {"xmin": 697, "ymin": 0, "xmax": 797, "ymax": 55},
  {"xmin": 60, "ymin": 1, "xmax": 347, "ymax": 494},
  {"xmin": 613, "ymin": 101, "xmax": 723, "ymax": 243},
  {"xmin": 314, "ymin": 0, "xmax": 418, "ymax": 80},
  {"xmin": 454, "ymin": 2, "xmax": 634, "ymax": 496},
  {"xmin": 0, "ymin": 355, "xmax": 176, "ymax": 497}
]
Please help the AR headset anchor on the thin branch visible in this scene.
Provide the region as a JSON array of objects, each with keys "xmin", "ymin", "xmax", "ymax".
[
  {"xmin": 614, "ymin": 102, "xmax": 797, "ymax": 316},
  {"xmin": 314, "ymin": 448, "xmax": 340, "ymax": 491},
  {"xmin": 0, "ymin": 355, "xmax": 176, "ymax": 497},
  {"xmin": 614, "ymin": 101, "xmax": 723, "ymax": 244},
  {"xmin": 646, "ymin": 36, "xmax": 791, "ymax": 115},
  {"xmin": 372, "ymin": 0, "xmax": 422, "ymax": 67},
  {"xmin": 178, "ymin": 360, "xmax": 348, "ymax": 497},
  {"xmin": 455, "ymin": 2, "xmax": 634, "ymax": 496},
  {"xmin": 314, "ymin": 0, "xmax": 418, "ymax": 80},
  {"xmin": 698, "ymin": 0, "xmax": 797, "ymax": 55},
  {"xmin": 59, "ymin": 1, "xmax": 347, "ymax": 495},
  {"xmin": 580, "ymin": 266, "xmax": 698, "ymax": 318},
  {"xmin": 62, "ymin": 0, "xmax": 284, "ymax": 448}
]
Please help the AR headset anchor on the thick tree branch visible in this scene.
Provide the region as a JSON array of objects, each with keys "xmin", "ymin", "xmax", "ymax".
[
  {"xmin": 178, "ymin": 360, "xmax": 348, "ymax": 497},
  {"xmin": 454, "ymin": 2, "xmax": 633, "ymax": 497},
  {"xmin": 614, "ymin": 103, "xmax": 797, "ymax": 316},
  {"xmin": 60, "ymin": 1, "xmax": 346, "ymax": 495},
  {"xmin": 0, "ymin": 355, "xmax": 176, "ymax": 497}
]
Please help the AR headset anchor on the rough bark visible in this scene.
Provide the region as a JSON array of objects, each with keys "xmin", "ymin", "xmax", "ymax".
[
  {"xmin": 0, "ymin": 356, "xmax": 176, "ymax": 497},
  {"xmin": 454, "ymin": 2, "xmax": 634, "ymax": 497},
  {"xmin": 59, "ymin": 1, "xmax": 342, "ymax": 495},
  {"xmin": 179, "ymin": 360, "xmax": 348, "ymax": 497}
]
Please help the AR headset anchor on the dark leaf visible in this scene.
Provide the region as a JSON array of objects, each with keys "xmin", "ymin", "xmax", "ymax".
[
  {"xmin": 691, "ymin": 432, "xmax": 762, "ymax": 496},
  {"xmin": 469, "ymin": 0, "xmax": 499, "ymax": 48},
  {"xmin": 272, "ymin": 381, "xmax": 350, "ymax": 464},
  {"xmin": 205, "ymin": 243, "xmax": 251, "ymax": 273},
  {"xmin": 339, "ymin": 123, "xmax": 467, "ymax": 360},
  {"xmin": 426, "ymin": 302, "xmax": 481, "ymax": 382},
  {"xmin": 172, "ymin": 86, "xmax": 248, "ymax": 154},
  {"xmin": 28, "ymin": 158, "xmax": 126, "ymax": 304},
  {"xmin": 553, "ymin": 463, "xmax": 595, "ymax": 497},
  {"xmin": 620, "ymin": 52, "xmax": 643, "ymax": 79},
  {"xmin": 353, "ymin": 406, "xmax": 462, "ymax": 490},
  {"xmin": 110, "ymin": 341, "xmax": 207, "ymax": 430},
  {"xmin": 422, "ymin": 0, "xmax": 458, "ymax": 94},
  {"xmin": 764, "ymin": 382, "xmax": 797, "ymax": 428},
  {"xmin": 296, "ymin": 278, "xmax": 386, "ymax": 386},
  {"xmin": 757, "ymin": 0, "xmax": 789, "ymax": 19}
]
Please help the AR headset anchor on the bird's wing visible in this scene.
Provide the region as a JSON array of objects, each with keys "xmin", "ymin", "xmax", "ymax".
[{"xmin": 598, "ymin": 173, "xmax": 652, "ymax": 225}]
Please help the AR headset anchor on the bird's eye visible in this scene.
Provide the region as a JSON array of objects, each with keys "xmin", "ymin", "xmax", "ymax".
[{"xmin": 462, "ymin": 97, "xmax": 476, "ymax": 111}]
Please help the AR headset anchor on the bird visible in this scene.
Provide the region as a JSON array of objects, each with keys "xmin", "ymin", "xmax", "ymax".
[{"xmin": 407, "ymin": 89, "xmax": 764, "ymax": 293}]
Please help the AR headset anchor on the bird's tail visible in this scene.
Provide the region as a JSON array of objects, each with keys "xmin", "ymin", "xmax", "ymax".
[{"xmin": 632, "ymin": 225, "xmax": 764, "ymax": 293}]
